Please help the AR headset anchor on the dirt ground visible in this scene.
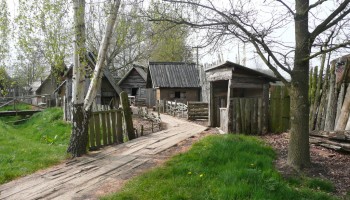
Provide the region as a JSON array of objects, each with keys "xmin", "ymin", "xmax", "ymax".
[{"xmin": 261, "ymin": 132, "xmax": 350, "ymax": 198}]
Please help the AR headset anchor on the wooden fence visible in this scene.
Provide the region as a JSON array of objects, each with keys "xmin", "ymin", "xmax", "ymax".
[
  {"xmin": 228, "ymin": 98, "xmax": 263, "ymax": 135},
  {"xmin": 88, "ymin": 109, "xmax": 123, "ymax": 149},
  {"xmin": 187, "ymin": 102, "xmax": 208, "ymax": 120},
  {"xmin": 269, "ymin": 85, "xmax": 290, "ymax": 133}
]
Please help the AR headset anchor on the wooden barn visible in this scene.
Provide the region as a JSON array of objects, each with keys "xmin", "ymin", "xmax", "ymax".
[
  {"xmin": 205, "ymin": 61, "xmax": 278, "ymax": 134},
  {"xmin": 118, "ymin": 64, "xmax": 155, "ymax": 107},
  {"xmin": 30, "ymin": 74, "xmax": 60, "ymax": 106},
  {"xmin": 146, "ymin": 62, "xmax": 201, "ymax": 103}
]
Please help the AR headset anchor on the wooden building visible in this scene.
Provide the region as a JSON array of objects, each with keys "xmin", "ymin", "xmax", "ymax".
[
  {"xmin": 118, "ymin": 64, "xmax": 155, "ymax": 107},
  {"xmin": 30, "ymin": 74, "xmax": 59, "ymax": 106},
  {"xmin": 55, "ymin": 53, "xmax": 122, "ymax": 120},
  {"xmin": 146, "ymin": 62, "xmax": 201, "ymax": 103},
  {"xmin": 206, "ymin": 61, "xmax": 278, "ymax": 134}
]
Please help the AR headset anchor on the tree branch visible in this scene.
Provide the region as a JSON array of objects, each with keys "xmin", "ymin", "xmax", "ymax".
[
  {"xmin": 276, "ymin": 0, "xmax": 295, "ymax": 17},
  {"xmin": 307, "ymin": 0, "xmax": 328, "ymax": 13},
  {"xmin": 311, "ymin": 0, "xmax": 350, "ymax": 38},
  {"xmin": 307, "ymin": 41, "xmax": 350, "ymax": 61}
]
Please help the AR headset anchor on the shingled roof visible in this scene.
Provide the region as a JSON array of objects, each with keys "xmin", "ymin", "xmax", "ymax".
[{"xmin": 148, "ymin": 62, "xmax": 200, "ymax": 88}]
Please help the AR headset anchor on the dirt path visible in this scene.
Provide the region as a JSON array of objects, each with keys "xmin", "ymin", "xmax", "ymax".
[{"xmin": 0, "ymin": 114, "xmax": 207, "ymax": 200}]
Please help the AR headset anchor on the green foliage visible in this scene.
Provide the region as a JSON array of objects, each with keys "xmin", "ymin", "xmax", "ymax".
[
  {"xmin": 103, "ymin": 135, "xmax": 336, "ymax": 200},
  {"xmin": 0, "ymin": 0, "xmax": 10, "ymax": 66},
  {"xmin": 0, "ymin": 108, "xmax": 71, "ymax": 184},
  {"xmin": 0, "ymin": 103, "xmax": 32, "ymax": 111},
  {"xmin": 148, "ymin": 1, "xmax": 192, "ymax": 62}
]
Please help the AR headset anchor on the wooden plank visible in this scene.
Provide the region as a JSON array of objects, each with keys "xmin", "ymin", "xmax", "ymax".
[
  {"xmin": 111, "ymin": 110, "xmax": 117, "ymax": 143},
  {"xmin": 245, "ymin": 98, "xmax": 251, "ymax": 134},
  {"xmin": 101, "ymin": 112, "xmax": 107, "ymax": 146},
  {"xmin": 258, "ymin": 98, "xmax": 262, "ymax": 134},
  {"xmin": 94, "ymin": 113, "xmax": 101, "ymax": 148},
  {"xmin": 116, "ymin": 108, "xmax": 123, "ymax": 144},
  {"xmin": 231, "ymin": 83, "xmax": 263, "ymax": 89},
  {"xmin": 251, "ymin": 98, "xmax": 258, "ymax": 135},
  {"xmin": 231, "ymin": 99, "xmax": 236, "ymax": 133},
  {"xmin": 89, "ymin": 114, "xmax": 96, "ymax": 148},
  {"xmin": 235, "ymin": 99, "xmax": 241, "ymax": 133},
  {"xmin": 106, "ymin": 112, "xmax": 112, "ymax": 145}
]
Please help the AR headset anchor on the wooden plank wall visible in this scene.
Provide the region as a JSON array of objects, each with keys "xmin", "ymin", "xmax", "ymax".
[
  {"xmin": 187, "ymin": 101, "xmax": 208, "ymax": 120},
  {"xmin": 88, "ymin": 109, "xmax": 123, "ymax": 149},
  {"xmin": 269, "ymin": 85, "xmax": 290, "ymax": 133},
  {"xmin": 230, "ymin": 98, "xmax": 262, "ymax": 135}
]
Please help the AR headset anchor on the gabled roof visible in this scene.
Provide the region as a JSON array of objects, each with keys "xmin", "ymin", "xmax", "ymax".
[
  {"xmin": 148, "ymin": 62, "xmax": 200, "ymax": 88},
  {"xmin": 55, "ymin": 52, "xmax": 122, "ymax": 94},
  {"xmin": 205, "ymin": 61, "xmax": 279, "ymax": 82},
  {"xmin": 118, "ymin": 64, "xmax": 147, "ymax": 85}
]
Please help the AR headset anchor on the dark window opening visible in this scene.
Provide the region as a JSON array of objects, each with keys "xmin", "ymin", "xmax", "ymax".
[
  {"xmin": 175, "ymin": 91, "xmax": 181, "ymax": 98},
  {"xmin": 131, "ymin": 88, "xmax": 138, "ymax": 96}
]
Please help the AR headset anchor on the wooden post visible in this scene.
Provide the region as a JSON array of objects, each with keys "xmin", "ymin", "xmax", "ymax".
[
  {"xmin": 335, "ymin": 83, "xmax": 346, "ymax": 125},
  {"xmin": 262, "ymin": 84, "xmax": 269, "ymax": 134},
  {"xmin": 335, "ymin": 84, "xmax": 350, "ymax": 130},
  {"xmin": 116, "ymin": 108, "xmax": 123, "ymax": 143},
  {"xmin": 208, "ymin": 82, "xmax": 214, "ymax": 127},
  {"xmin": 151, "ymin": 122, "xmax": 154, "ymax": 133},
  {"xmin": 325, "ymin": 62, "xmax": 337, "ymax": 131},
  {"xmin": 94, "ymin": 113, "xmax": 101, "ymax": 148},
  {"xmin": 141, "ymin": 125, "xmax": 144, "ymax": 136},
  {"xmin": 226, "ymin": 79, "xmax": 232, "ymax": 133},
  {"xmin": 120, "ymin": 91, "xmax": 135, "ymax": 140},
  {"xmin": 88, "ymin": 114, "xmax": 95, "ymax": 148},
  {"xmin": 174, "ymin": 100, "xmax": 177, "ymax": 116},
  {"xmin": 111, "ymin": 110, "xmax": 117, "ymax": 143}
]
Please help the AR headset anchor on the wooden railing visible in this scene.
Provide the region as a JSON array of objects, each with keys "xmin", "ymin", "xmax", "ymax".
[{"xmin": 88, "ymin": 109, "xmax": 123, "ymax": 149}]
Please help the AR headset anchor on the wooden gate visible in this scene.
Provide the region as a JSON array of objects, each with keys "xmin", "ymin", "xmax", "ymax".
[
  {"xmin": 187, "ymin": 101, "xmax": 208, "ymax": 120},
  {"xmin": 229, "ymin": 98, "xmax": 263, "ymax": 135},
  {"xmin": 88, "ymin": 109, "xmax": 123, "ymax": 149}
]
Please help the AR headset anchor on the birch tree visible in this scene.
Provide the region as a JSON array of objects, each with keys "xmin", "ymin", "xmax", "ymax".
[
  {"xmin": 68, "ymin": 0, "xmax": 121, "ymax": 157},
  {"xmin": 151, "ymin": 0, "xmax": 350, "ymax": 169}
]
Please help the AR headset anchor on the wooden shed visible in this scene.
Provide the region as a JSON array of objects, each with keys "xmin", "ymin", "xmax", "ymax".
[
  {"xmin": 54, "ymin": 53, "xmax": 122, "ymax": 120},
  {"xmin": 146, "ymin": 62, "xmax": 200, "ymax": 103},
  {"xmin": 118, "ymin": 64, "xmax": 155, "ymax": 107},
  {"xmin": 206, "ymin": 61, "xmax": 278, "ymax": 134}
]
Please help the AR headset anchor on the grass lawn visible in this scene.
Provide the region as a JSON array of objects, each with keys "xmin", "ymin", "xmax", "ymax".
[
  {"xmin": 103, "ymin": 134, "xmax": 336, "ymax": 200},
  {"xmin": 0, "ymin": 103, "xmax": 32, "ymax": 111},
  {"xmin": 0, "ymin": 108, "xmax": 71, "ymax": 184}
]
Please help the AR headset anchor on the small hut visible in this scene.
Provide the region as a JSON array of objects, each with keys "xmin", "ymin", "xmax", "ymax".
[
  {"xmin": 146, "ymin": 62, "xmax": 201, "ymax": 103},
  {"xmin": 118, "ymin": 64, "xmax": 155, "ymax": 107},
  {"xmin": 206, "ymin": 61, "xmax": 278, "ymax": 134}
]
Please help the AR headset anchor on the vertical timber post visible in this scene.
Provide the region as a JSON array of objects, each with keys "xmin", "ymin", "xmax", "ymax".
[{"xmin": 120, "ymin": 91, "xmax": 135, "ymax": 140}]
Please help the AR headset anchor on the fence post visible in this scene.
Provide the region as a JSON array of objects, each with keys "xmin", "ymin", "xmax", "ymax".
[
  {"xmin": 116, "ymin": 108, "xmax": 123, "ymax": 143},
  {"xmin": 120, "ymin": 91, "xmax": 135, "ymax": 140}
]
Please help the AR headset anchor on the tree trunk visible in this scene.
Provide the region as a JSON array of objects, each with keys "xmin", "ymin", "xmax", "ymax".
[
  {"xmin": 67, "ymin": 104, "xmax": 90, "ymax": 157},
  {"xmin": 335, "ymin": 83, "xmax": 346, "ymax": 124},
  {"xmin": 67, "ymin": 0, "xmax": 88, "ymax": 157},
  {"xmin": 287, "ymin": 0, "xmax": 311, "ymax": 169}
]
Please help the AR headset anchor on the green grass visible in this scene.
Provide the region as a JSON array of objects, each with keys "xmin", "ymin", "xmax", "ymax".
[
  {"xmin": 0, "ymin": 108, "xmax": 71, "ymax": 184},
  {"xmin": 0, "ymin": 103, "xmax": 32, "ymax": 111},
  {"xmin": 103, "ymin": 135, "xmax": 336, "ymax": 200}
]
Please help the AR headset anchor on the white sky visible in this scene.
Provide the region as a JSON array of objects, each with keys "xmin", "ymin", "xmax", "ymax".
[{"xmin": 5, "ymin": 0, "xmax": 350, "ymax": 78}]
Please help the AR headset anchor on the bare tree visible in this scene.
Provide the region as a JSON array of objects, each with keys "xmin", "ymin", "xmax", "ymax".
[{"xmin": 150, "ymin": 0, "xmax": 350, "ymax": 169}]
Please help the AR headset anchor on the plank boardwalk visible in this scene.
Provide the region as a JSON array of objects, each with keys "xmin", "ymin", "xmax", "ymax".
[{"xmin": 0, "ymin": 114, "xmax": 207, "ymax": 200}]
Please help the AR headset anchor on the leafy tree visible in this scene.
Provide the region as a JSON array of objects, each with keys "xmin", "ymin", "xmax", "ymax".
[
  {"xmin": 152, "ymin": 0, "xmax": 350, "ymax": 169},
  {"xmin": 0, "ymin": 0, "xmax": 10, "ymax": 67},
  {"xmin": 148, "ymin": 0, "xmax": 192, "ymax": 62}
]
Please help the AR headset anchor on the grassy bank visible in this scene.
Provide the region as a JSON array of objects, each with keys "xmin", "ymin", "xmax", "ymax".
[
  {"xmin": 0, "ymin": 108, "xmax": 71, "ymax": 184},
  {"xmin": 103, "ymin": 135, "xmax": 336, "ymax": 200}
]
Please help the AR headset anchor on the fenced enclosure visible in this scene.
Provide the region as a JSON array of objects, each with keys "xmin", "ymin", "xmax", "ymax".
[
  {"xmin": 187, "ymin": 102, "xmax": 208, "ymax": 120},
  {"xmin": 88, "ymin": 109, "xmax": 123, "ymax": 149}
]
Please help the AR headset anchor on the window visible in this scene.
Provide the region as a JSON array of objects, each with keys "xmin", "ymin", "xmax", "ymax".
[
  {"xmin": 175, "ymin": 91, "xmax": 181, "ymax": 98},
  {"xmin": 131, "ymin": 88, "xmax": 138, "ymax": 96}
]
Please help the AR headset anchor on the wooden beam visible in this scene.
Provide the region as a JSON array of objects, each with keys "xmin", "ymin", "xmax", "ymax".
[
  {"xmin": 231, "ymin": 77, "xmax": 266, "ymax": 84},
  {"xmin": 226, "ymin": 79, "xmax": 232, "ymax": 133},
  {"xmin": 207, "ymin": 69, "xmax": 233, "ymax": 81},
  {"xmin": 231, "ymin": 83, "xmax": 263, "ymax": 89},
  {"xmin": 208, "ymin": 82, "xmax": 214, "ymax": 127}
]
